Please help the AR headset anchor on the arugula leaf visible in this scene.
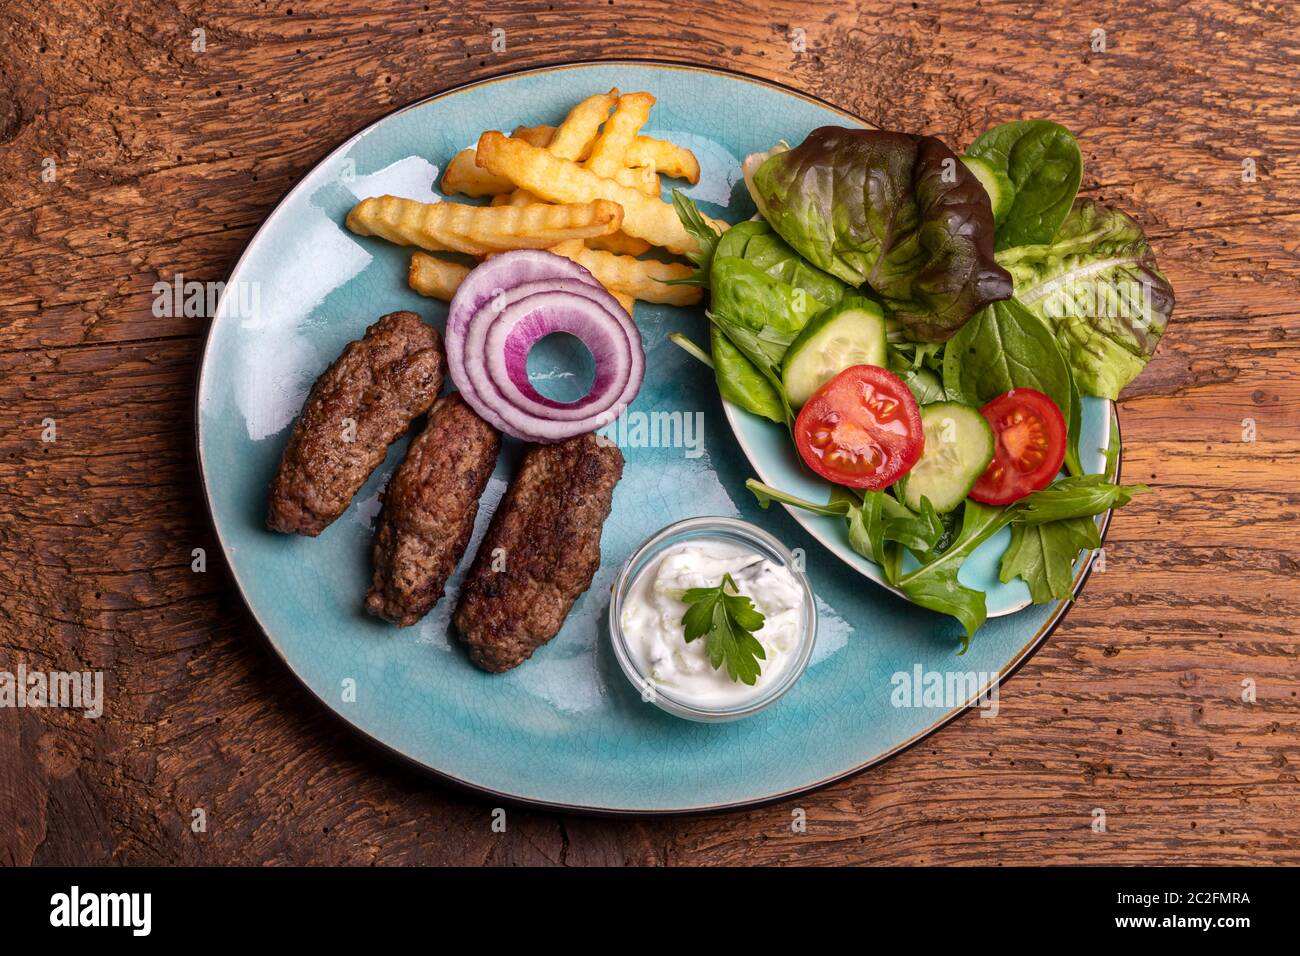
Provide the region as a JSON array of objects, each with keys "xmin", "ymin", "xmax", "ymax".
[
  {"xmin": 1000, "ymin": 517, "xmax": 1100, "ymax": 603},
  {"xmin": 832, "ymin": 487, "xmax": 886, "ymax": 566},
  {"xmin": 883, "ymin": 494, "xmax": 944, "ymax": 556},
  {"xmin": 895, "ymin": 501, "xmax": 1015, "ymax": 649},
  {"xmin": 1066, "ymin": 365, "xmax": 1084, "ymax": 477},
  {"xmin": 680, "ymin": 573, "xmax": 767, "ymax": 685},
  {"xmin": 750, "ymin": 480, "xmax": 944, "ymax": 585},
  {"xmin": 748, "ymin": 479, "xmax": 849, "ymax": 517},
  {"xmin": 1013, "ymin": 474, "xmax": 1150, "ymax": 524},
  {"xmin": 886, "ymin": 318, "xmax": 947, "ymax": 374},
  {"xmin": 669, "ymin": 189, "xmax": 723, "ymax": 287},
  {"xmin": 1101, "ymin": 415, "xmax": 1122, "ymax": 479}
]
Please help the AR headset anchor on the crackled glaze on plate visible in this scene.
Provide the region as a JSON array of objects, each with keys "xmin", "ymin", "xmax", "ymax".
[{"xmin": 197, "ymin": 61, "xmax": 1108, "ymax": 813}]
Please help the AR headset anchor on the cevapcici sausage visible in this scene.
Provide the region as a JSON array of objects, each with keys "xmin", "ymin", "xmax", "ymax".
[
  {"xmin": 365, "ymin": 393, "xmax": 500, "ymax": 626},
  {"xmin": 454, "ymin": 433, "xmax": 623, "ymax": 672},
  {"xmin": 266, "ymin": 311, "xmax": 443, "ymax": 536}
]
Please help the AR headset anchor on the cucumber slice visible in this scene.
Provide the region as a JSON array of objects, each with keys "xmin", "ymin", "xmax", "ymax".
[
  {"xmin": 961, "ymin": 155, "xmax": 1014, "ymax": 225},
  {"xmin": 900, "ymin": 402, "xmax": 995, "ymax": 513},
  {"xmin": 781, "ymin": 297, "xmax": 887, "ymax": 407}
]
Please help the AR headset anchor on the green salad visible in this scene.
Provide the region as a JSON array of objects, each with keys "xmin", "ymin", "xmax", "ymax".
[{"xmin": 672, "ymin": 120, "xmax": 1173, "ymax": 647}]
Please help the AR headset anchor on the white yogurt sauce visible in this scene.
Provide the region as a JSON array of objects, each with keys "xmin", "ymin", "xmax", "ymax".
[{"xmin": 620, "ymin": 539, "xmax": 806, "ymax": 707}]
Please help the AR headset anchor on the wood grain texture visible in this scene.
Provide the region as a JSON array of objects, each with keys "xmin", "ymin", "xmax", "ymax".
[{"xmin": 1, "ymin": 0, "xmax": 1297, "ymax": 866}]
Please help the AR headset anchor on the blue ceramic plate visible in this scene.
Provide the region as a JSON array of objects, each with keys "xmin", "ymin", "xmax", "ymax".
[{"xmin": 197, "ymin": 61, "xmax": 1112, "ymax": 813}]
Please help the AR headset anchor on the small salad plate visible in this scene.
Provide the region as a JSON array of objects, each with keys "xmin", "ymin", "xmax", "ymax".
[{"xmin": 723, "ymin": 397, "xmax": 1115, "ymax": 616}]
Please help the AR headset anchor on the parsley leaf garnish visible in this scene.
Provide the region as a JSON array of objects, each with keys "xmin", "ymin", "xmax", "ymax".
[{"xmin": 680, "ymin": 573, "xmax": 767, "ymax": 685}]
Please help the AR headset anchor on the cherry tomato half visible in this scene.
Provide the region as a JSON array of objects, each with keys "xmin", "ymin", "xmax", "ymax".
[
  {"xmin": 794, "ymin": 365, "xmax": 924, "ymax": 489},
  {"xmin": 968, "ymin": 388, "xmax": 1067, "ymax": 505}
]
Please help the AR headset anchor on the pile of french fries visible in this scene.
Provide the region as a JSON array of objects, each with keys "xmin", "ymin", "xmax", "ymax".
[{"xmin": 346, "ymin": 89, "xmax": 722, "ymax": 315}]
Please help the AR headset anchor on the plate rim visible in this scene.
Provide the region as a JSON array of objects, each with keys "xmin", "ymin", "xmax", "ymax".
[{"xmin": 195, "ymin": 56, "xmax": 1116, "ymax": 816}]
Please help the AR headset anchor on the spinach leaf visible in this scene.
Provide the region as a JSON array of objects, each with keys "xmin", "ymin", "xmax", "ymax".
[
  {"xmin": 715, "ymin": 219, "xmax": 849, "ymax": 306},
  {"xmin": 710, "ymin": 324, "xmax": 784, "ymax": 422},
  {"xmin": 1013, "ymin": 474, "xmax": 1150, "ymax": 524},
  {"xmin": 895, "ymin": 500, "xmax": 1015, "ymax": 648},
  {"xmin": 997, "ymin": 199, "xmax": 1175, "ymax": 400},
  {"xmin": 707, "ymin": 254, "xmax": 829, "ymax": 423},
  {"xmin": 999, "ymin": 517, "xmax": 1100, "ymax": 603},
  {"xmin": 942, "ymin": 298, "xmax": 1077, "ymax": 470},
  {"xmin": 749, "ymin": 127, "xmax": 1012, "ymax": 341},
  {"xmin": 714, "ymin": 219, "xmax": 771, "ymax": 259},
  {"xmin": 686, "ymin": 209, "xmax": 847, "ymax": 424},
  {"xmin": 966, "ymin": 120, "xmax": 1083, "ymax": 250}
]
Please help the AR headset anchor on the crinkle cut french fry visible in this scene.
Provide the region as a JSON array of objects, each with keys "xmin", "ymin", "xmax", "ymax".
[
  {"xmin": 586, "ymin": 92, "xmax": 655, "ymax": 178},
  {"xmin": 547, "ymin": 89, "xmax": 618, "ymax": 161},
  {"xmin": 624, "ymin": 136, "xmax": 700, "ymax": 183},
  {"xmin": 512, "ymin": 119, "xmax": 654, "ymax": 226},
  {"xmin": 475, "ymin": 132, "xmax": 707, "ymax": 255},
  {"xmin": 446, "ymin": 126, "xmax": 695, "ymax": 197},
  {"xmin": 509, "ymin": 124, "xmax": 555, "ymax": 148},
  {"xmin": 610, "ymin": 290, "xmax": 636, "ymax": 316},
  {"xmin": 346, "ymin": 195, "xmax": 624, "ymax": 256},
  {"xmin": 586, "ymin": 232, "xmax": 652, "ymax": 256},
  {"xmin": 515, "ymin": 123, "xmax": 700, "ymax": 181},
  {"xmin": 547, "ymin": 241, "xmax": 634, "ymax": 314},
  {"xmin": 615, "ymin": 164, "xmax": 659, "ymax": 197},
  {"xmin": 548, "ymin": 239, "xmax": 587, "ymax": 258},
  {"xmin": 441, "ymin": 148, "xmax": 513, "ymax": 197},
  {"xmin": 408, "ymin": 252, "xmax": 469, "ymax": 301},
  {"xmin": 558, "ymin": 244, "xmax": 702, "ymax": 307},
  {"xmin": 491, "ymin": 189, "xmax": 542, "ymax": 207},
  {"xmin": 443, "ymin": 125, "xmax": 559, "ymax": 197}
]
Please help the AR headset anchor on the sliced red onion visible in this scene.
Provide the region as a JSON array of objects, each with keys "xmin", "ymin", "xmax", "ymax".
[
  {"xmin": 463, "ymin": 290, "xmax": 643, "ymax": 442},
  {"xmin": 453, "ymin": 279, "xmax": 613, "ymax": 435},
  {"xmin": 484, "ymin": 289, "xmax": 642, "ymax": 424},
  {"xmin": 465, "ymin": 279, "xmax": 637, "ymax": 419},
  {"xmin": 446, "ymin": 250, "xmax": 644, "ymax": 442},
  {"xmin": 445, "ymin": 250, "xmax": 600, "ymax": 416}
]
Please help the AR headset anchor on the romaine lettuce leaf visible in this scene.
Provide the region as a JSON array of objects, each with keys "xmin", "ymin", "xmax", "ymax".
[{"xmin": 997, "ymin": 199, "xmax": 1175, "ymax": 399}]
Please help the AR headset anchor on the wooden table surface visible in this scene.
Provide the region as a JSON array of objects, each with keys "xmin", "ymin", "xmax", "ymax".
[{"xmin": 2, "ymin": 0, "xmax": 1297, "ymax": 866}]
